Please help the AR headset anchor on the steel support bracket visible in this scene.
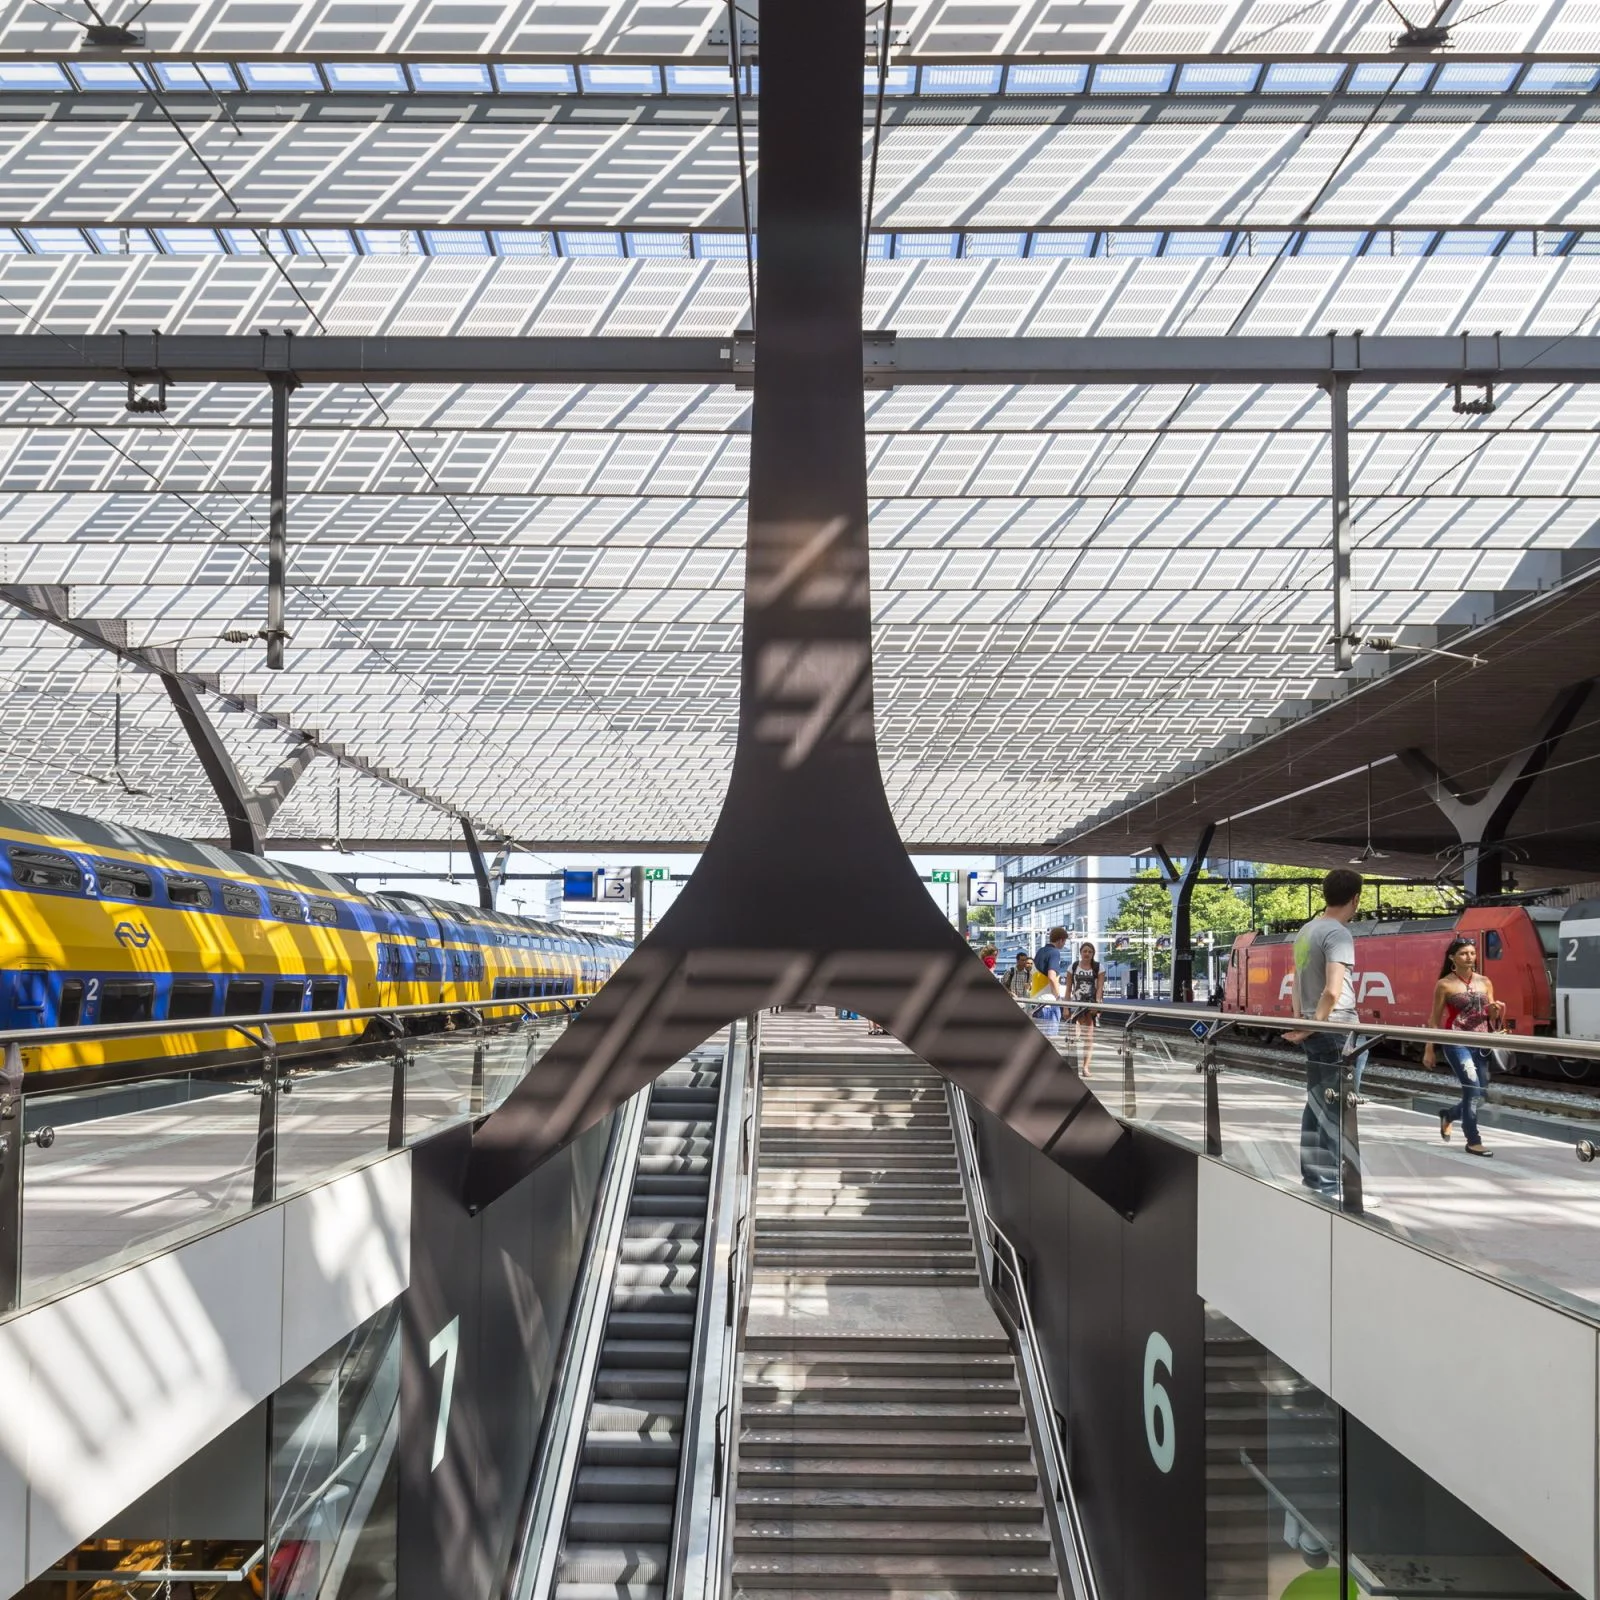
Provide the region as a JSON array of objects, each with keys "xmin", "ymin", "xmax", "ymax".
[{"xmin": 119, "ymin": 328, "xmax": 169, "ymax": 414}]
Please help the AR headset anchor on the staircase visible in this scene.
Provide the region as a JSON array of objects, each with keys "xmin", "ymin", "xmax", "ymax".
[
  {"xmin": 554, "ymin": 1052, "xmax": 724, "ymax": 1600},
  {"xmin": 732, "ymin": 1034, "xmax": 1062, "ymax": 1598}
]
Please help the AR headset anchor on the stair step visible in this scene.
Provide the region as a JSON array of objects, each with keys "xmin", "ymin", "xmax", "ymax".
[
  {"xmin": 738, "ymin": 1459, "xmax": 1037, "ymax": 1490},
  {"xmin": 576, "ymin": 1465, "xmax": 680, "ymax": 1500},
  {"xmin": 735, "ymin": 1522, "xmax": 1052, "ymax": 1556},
  {"xmin": 604, "ymin": 1338, "xmax": 694, "ymax": 1368},
  {"xmin": 744, "ymin": 1355, "xmax": 1015, "ymax": 1380},
  {"xmin": 558, "ymin": 1544, "xmax": 668, "ymax": 1583},
  {"xmin": 741, "ymin": 1404, "xmax": 1023, "ymax": 1430},
  {"xmin": 740, "ymin": 1432, "xmax": 1031, "ymax": 1460},
  {"xmin": 736, "ymin": 1489, "xmax": 1044, "ymax": 1518},
  {"xmin": 569, "ymin": 1503, "xmax": 676, "ymax": 1539},
  {"xmin": 743, "ymin": 1378, "xmax": 1020, "ymax": 1403},
  {"xmin": 596, "ymin": 1370, "xmax": 692, "ymax": 1401},
  {"xmin": 729, "ymin": 1555, "xmax": 1057, "ymax": 1590}
]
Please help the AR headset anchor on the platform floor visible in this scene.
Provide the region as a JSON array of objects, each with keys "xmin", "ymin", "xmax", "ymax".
[
  {"xmin": 760, "ymin": 1009, "xmax": 1600, "ymax": 1322},
  {"xmin": 18, "ymin": 1031, "xmax": 535, "ymax": 1304}
]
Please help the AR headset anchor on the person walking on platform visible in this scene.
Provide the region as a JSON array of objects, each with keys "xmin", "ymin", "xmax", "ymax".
[
  {"xmin": 1003, "ymin": 951, "xmax": 1034, "ymax": 1001},
  {"xmin": 1031, "ymin": 926, "xmax": 1069, "ymax": 1036},
  {"xmin": 1424, "ymin": 936, "xmax": 1500, "ymax": 1158},
  {"xmin": 1067, "ymin": 941, "xmax": 1104, "ymax": 1077},
  {"xmin": 1282, "ymin": 869, "xmax": 1363, "ymax": 1198}
]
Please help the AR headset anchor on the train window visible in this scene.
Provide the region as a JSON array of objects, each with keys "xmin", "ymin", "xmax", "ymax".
[
  {"xmin": 222, "ymin": 884, "xmax": 261, "ymax": 916},
  {"xmin": 100, "ymin": 979, "xmax": 155, "ymax": 1025},
  {"xmin": 266, "ymin": 890, "xmax": 304, "ymax": 922},
  {"xmin": 165, "ymin": 874, "xmax": 212, "ymax": 909},
  {"xmin": 93, "ymin": 859, "xmax": 153, "ymax": 901},
  {"xmin": 10, "ymin": 848, "xmax": 82, "ymax": 893},
  {"xmin": 414, "ymin": 950, "xmax": 440, "ymax": 981},
  {"xmin": 57, "ymin": 979, "xmax": 83, "ymax": 1027},
  {"xmin": 1481, "ymin": 930, "xmax": 1503, "ymax": 961},
  {"xmin": 168, "ymin": 979, "xmax": 216, "ymax": 1020},
  {"xmin": 224, "ymin": 978, "xmax": 265, "ymax": 1015},
  {"xmin": 309, "ymin": 978, "xmax": 341, "ymax": 1011},
  {"xmin": 268, "ymin": 980, "xmax": 305, "ymax": 1014},
  {"xmin": 308, "ymin": 899, "xmax": 340, "ymax": 927}
]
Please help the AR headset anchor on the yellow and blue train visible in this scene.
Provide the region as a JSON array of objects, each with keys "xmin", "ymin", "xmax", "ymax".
[{"xmin": 0, "ymin": 798, "xmax": 629, "ymax": 1085}]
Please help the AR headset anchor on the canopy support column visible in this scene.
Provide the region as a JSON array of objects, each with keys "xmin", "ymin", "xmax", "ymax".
[
  {"xmin": 463, "ymin": 817, "xmax": 495, "ymax": 910},
  {"xmin": 265, "ymin": 369, "xmax": 297, "ymax": 671},
  {"xmin": 1157, "ymin": 821, "xmax": 1217, "ymax": 1003},
  {"xmin": 1399, "ymin": 680, "xmax": 1593, "ymax": 897},
  {"xmin": 162, "ymin": 672, "xmax": 265, "ymax": 855}
]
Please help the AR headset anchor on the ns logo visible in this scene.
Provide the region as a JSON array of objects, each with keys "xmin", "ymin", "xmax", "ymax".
[
  {"xmin": 1278, "ymin": 970, "xmax": 1394, "ymax": 1004},
  {"xmin": 114, "ymin": 921, "xmax": 153, "ymax": 950}
]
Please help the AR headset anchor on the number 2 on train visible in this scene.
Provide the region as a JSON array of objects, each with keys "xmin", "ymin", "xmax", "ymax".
[{"xmin": 1143, "ymin": 1330, "xmax": 1175, "ymax": 1474}]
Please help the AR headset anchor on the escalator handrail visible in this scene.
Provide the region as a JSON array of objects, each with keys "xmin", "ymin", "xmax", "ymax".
[
  {"xmin": 666, "ymin": 1019, "xmax": 753, "ymax": 1600},
  {"xmin": 948, "ymin": 1085, "xmax": 1101, "ymax": 1600}
]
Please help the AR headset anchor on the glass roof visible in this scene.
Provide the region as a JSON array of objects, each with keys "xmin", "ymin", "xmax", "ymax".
[{"xmin": 0, "ymin": 0, "xmax": 1596, "ymax": 849}]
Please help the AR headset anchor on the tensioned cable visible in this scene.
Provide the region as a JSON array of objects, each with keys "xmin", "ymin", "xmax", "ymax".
[
  {"xmin": 908, "ymin": 76, "xmax": 1409, "ymax": 781},
  {"xmin": 726, "ymin": 0, "xmax": 757, "ymax": 328},
  {"xmin": 862, "ymin": 0, "xmax": 895, "ymax": 275}
]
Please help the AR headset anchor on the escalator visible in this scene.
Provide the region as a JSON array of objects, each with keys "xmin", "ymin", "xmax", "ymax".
[{"xmin": 553, "ymin": 1051, "xmax": 723, "ymax": 1600}]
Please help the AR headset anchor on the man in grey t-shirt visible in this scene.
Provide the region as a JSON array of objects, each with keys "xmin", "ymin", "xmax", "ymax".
[{"xmin": 1283, "ymin": 869, "xmax": 1363, "ymax": 1196}]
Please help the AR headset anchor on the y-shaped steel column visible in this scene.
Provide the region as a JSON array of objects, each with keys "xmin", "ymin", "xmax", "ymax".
[{"xmin": 465, "ymin": 0, "xmax": 1136, "ymax": 1219}]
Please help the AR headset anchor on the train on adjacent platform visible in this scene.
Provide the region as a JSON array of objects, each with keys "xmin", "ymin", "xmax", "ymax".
[
  {"xmin": 1223, "ymin": 900, "xmax": 1600, "ymax": 1077},
  {"xmin": 0, "ymin": 798, "xmax": 629, "ymax": 1085}
]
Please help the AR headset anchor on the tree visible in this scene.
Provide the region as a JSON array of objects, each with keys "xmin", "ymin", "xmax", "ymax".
[
  {"xmin": 1247, "ymin": 863, "xmax": 1459, "ymax": 931},
  {"xmin": 1106, "ymin": 869, "xmax": 1250, "ymax": 976}
]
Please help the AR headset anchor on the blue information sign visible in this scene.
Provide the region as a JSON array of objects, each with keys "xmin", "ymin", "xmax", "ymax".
[{"xmin": 563, "ymin": 868, "xmax": 598, "ymax": 901}]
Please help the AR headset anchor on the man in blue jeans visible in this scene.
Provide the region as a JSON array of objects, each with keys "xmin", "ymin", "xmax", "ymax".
[
  {"xmin": 1031, "ymin": 926, "xmax": 1069, "ymax": 1037},
  {"xmin": 1281, "ymin": 869, "xmax": 1363, "ymax": 1197}
]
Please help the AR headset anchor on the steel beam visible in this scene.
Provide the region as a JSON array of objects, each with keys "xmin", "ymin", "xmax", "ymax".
[{"xmin": 5, "ymin": 333, "xmax": 1600, "ymax": 387}]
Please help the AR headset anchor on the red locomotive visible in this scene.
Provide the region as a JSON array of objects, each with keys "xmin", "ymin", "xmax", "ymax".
[{"xmin": 1223, "ymin": 905, "xmax": 1568, "ymax": 1070}]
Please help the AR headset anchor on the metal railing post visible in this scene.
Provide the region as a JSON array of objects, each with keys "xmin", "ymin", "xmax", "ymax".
[
  {"xmin": 1338, "ymin": 1047, "xmax": 1364, "ymax": 1214},
  {"xmin": 470, "ymin": 1023, "xmax": 487, "ymax": 1115},
  {"xmin": 1121, "ymin": 1015, "xmax": 1139, "ymax": 1119},
  {"xmin": 0, "ymin": 1042, "xmax": 24, "ymax": 1313},
  {"xmin": 388, "ymin": 1048, "xmax": 410, "ymax": 1151},
  {"xmin": 1202, "ymin": 1030, "xmax": 1222, "ymax": 1158},
  {"xmin": 250, "ymin": 1029, "xmax": 280, "ymax": 1209}
]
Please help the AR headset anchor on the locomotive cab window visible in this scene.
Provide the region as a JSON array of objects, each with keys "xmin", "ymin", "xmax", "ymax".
[
  {"xmin": 222, "ymin": 885, "xmax": 261, "ymax": 916},
  {"xmin": 224, "ymin": 978, "xmax": 264, "ymax": 1015},
  {"xmin": 165, "ymin": 874, "xmax": 212, "ymax": 909},
  {"xmin": 168, "ymin": 979, "xmax": 216, "ymax": 1020},
  {"xmin": 93, "ymin": 859, "xmax": 153, "ymax": 901},
  {"xmin": 100, "ymin": 979, "xmax": 155, "ymax": 1025},
  {"xmin": 1481, "ymin": 930, "xmax": 1503, "ymax": 961},
  {"xmin": 266, "ymin": 890, "xmax": 304, "ymax": 922},
  {"xmin": 11, "ymin": 848, "xmax": 82, "ymax": 893}
]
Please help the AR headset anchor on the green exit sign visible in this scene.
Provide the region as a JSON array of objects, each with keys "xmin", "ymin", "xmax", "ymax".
[
  {"xmin": 642, "ymin": 866, "xmax": 668, "ymax": 881},
  {"xmin": 930, "ymin": 870, "xmax": 955, "ymax": 884}
]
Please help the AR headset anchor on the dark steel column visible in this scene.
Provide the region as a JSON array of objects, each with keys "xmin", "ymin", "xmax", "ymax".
[
  {"xmin": 462, "ymin": 817, "xmax": 494, "ymax": 910},
  {"xmin": 1400, "ymin": 680, "xmax": 1593, "ymax": 897},
  {"xmin": 265, "ymin": 371, "xmax": 295, "ymax": 671},
  {"xmin": 1159, "ymin": 823, "xmax": 1216, "ymax": 1004},
  {"xmin": 162, "ymin": 672, "xmax": 265, "ymax": 855},
  {"xmin": 1328, "ymin": 376, "xmax": 1355, "ymax": 673},
  {"xmin": 465, "ymin": 0, "xmax": 1137, "ymax": 1220}
]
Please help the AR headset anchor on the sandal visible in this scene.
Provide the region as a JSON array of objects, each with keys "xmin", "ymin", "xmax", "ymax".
[
  {"xmin": 1439, "ymin": 1112, "xmax": 1453, "ymax": 1142},
  {"xmin": 1465, "ymin": 1145, "xmax": 1494, "ymax": 1158}
]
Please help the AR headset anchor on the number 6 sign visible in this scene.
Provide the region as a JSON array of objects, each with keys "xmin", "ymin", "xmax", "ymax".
[{"xmin": 1143, "ymin": 1330, "xmax": 1175, "ymax": 1474}]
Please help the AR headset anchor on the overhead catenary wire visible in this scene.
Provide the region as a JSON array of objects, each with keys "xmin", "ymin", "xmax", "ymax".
[{"xmin": 27, "ymin": 79, "xmax": 713, "ymax": 849}]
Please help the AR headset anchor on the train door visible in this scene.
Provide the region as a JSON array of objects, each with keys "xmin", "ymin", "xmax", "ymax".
[{"xmin": 7, "ymin": 966, "xmax": 48, "ymax": 1028}]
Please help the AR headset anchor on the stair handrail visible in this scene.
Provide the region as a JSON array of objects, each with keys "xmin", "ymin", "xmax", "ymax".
[
  {"xmin": 504, "ymin": 1081, "xmax": 652, "ymax": 1600},
  {"xmin": 666, "ymin": 1019, "xmax": 754, "ymax": 1600},
  {"xmin": 948, "ymin": 1083, "xmax": 1101, "ymax": 1600},
  {"xmin": 703, "ymin": 1013, "xmax": 763, "ymax": 1600}
]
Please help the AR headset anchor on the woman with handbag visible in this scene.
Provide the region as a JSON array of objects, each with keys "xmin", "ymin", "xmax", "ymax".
[{"xmin": 1423, "ymin": 936, "xmax": 1501, "ymax": 1158}]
